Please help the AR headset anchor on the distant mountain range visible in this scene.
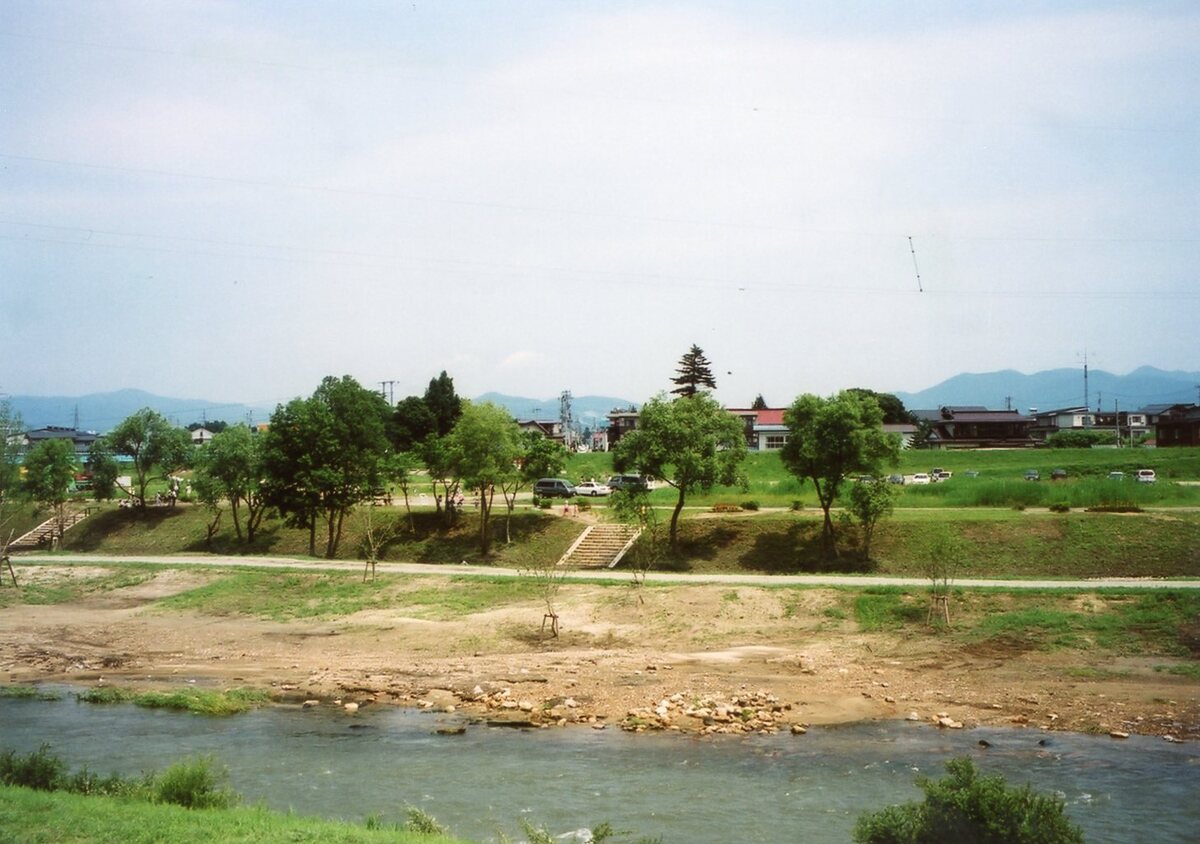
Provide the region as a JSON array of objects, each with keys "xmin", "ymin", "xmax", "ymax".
[
  {"xmin": 894, "ymin": 366, "xmax": 1200, "ymax": 415},
  {"xmin": 4, "ymin": 389, "xmax": 277, "ymax": 433},
  {"xmin": 4, "ymin": 388, "xmax": 639, "ymax": 434},
  {"xmin": 7, "ymin": 367, "xmax": 1196, "ymax": 433}
]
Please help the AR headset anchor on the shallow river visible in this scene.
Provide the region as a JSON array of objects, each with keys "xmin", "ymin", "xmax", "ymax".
[{"xmin": 3, "ymin": 695, "xmax": 1198, "ymax": 842}]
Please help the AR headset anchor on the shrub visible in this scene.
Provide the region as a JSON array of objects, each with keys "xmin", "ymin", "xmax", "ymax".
[
  {"xmin": 1086, "ymin": 503, "xmax": 1143, "ymax": 513},
  {"xmin": 1048, "ymin": 502, "xmax": 1070, "ymax": 513},
  {"xmin": 152, "ymin": 757, "xmax": 237, "ymax": 809},
  {"xmin": 0, "ymin": 745, "xmax": 66, "ymax": 791},
  {"xmin": 404, "ymin": 807, "xmax": 448, "ymax": 835},
  {"xmin": 791, "ymin": 500, "xmax": 804, "ymax": 511},
  {"xmin": 711, "ymin": 503, "xmax": 742, "ymax": 513},
  {"xmin": 741, "ymin": 500, "xmax": 760, "ymax": 511},
  {"xmin": 854, "ymin": 757, "xmax": 1083, "ymax": 844}
]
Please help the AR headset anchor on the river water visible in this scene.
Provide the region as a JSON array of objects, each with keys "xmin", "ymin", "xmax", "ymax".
[{"xmin": 2, "ymin": 695, "xmax": 1198, "ymax": 842}]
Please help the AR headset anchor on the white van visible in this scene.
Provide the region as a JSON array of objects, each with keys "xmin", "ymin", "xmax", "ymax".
[{"xmin": 1136, "ymin": 469, "xmax": 1157, "ymax": 484}]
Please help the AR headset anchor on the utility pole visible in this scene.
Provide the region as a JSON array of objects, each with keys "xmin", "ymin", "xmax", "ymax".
[
  {"xmin": 559, "ymin": 390, "xmax": 574, "ymax": 450},
  {"xmin": 1004, "ymin": 395, "xmax": 1012, "ymax": 411},
  {"xmin": 1115, "ymin": 398, "xmax": 1121, "ymax": 448}
]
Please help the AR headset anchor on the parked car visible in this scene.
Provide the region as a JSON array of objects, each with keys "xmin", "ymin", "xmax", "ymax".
[
  {"xmin": 574, "ymin": 480, "xmax": 611, "ymax": 497},
  {"xmin": 1024, "ymin": 469, "xmax": 1040, "ymax": 481},
  {"xmin": 934, "ymin": 471, "xmax": 952, "ymax": 482},
  {"xmin": 1136, "ymin": 469, "xmax": 1157, "ymax": 484},
  {"xmin": 963, "ymin": 470, "xmax": 979, "ymax": 478},
  {"xmin": 886, "ymin": 474, "xmax": 905, "ymax": 485},
  {"xmin": 607, "ymin": 474, "xmax": 650, "ymax": 492},
  {"xmin": 909, "ymin": 473, "xmax": 931, "ymax": 485},
  {"xmin": 1107, "ymin": 471, "xmax": 1126, "ymax": 481},
  {"xmin": 1051, "ymin": 468, "xmax": 1067, "ymax": 481},
  {"xmin": 533, "ymin": 478, "xmax": 576, "ymax": 498}
]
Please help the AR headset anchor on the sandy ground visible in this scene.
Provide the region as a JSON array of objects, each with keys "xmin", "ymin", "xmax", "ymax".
[{"xmin": 1, "ymin": 565, "xmax": 1197, "ymax": 741}]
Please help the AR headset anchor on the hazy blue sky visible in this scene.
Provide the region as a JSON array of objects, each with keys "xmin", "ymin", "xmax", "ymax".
[{"xmin": 2, "ymin": 1, "xmax": 1197, "ymax": 408}]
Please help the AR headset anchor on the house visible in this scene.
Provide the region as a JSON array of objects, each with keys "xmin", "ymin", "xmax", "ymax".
[
  {"xmin": 726, "ymin": 408, "xmax": 789, "ymax": 450},
  {"xmin": 516, "ymin": 419, "xmax": 566, "ymax": 445},
  {"xmin": 911, "ymin": 406, "xmax": 1034, "ymax": 449},
  {"xmin": 1029, "ymin": 406, "xmax": 1093, "ymax": 441},
  {"xmin": 605, "ymin": 408, "xmax": 640, "ymax": 448},
  {"xmin": 1155, "ymin": 404, "xmax": 1200, "ymax": 447},
  {"xmin": 190, "ymin": 427, "xmax": 216, "ymax": 446},
  {"xmin": 21, "ymin": 426, "xmax": 101, "ymax": 459},
  {"xmin": 882, "ymin": 422, "xmax": 919, "ymax": 449}
]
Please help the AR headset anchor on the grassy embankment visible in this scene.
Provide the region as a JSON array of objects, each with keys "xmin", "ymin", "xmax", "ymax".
[{"xmin": 0, "ymin": 788, "xmax": 465, "ymax": 844}]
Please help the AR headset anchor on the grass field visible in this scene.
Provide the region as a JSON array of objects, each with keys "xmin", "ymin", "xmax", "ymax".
[{"xmin": 0, "ymin": 784, "xmax": 467, "ymax": 843}]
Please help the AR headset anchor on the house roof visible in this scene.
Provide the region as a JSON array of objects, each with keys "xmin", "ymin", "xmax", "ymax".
[
  {"xmin": 25, "ymin": 426, "xmax": 100, "ymax": 443},
  {"xmin": 882, "ymin": 423, "xmax": 917, "ymax": 434}
]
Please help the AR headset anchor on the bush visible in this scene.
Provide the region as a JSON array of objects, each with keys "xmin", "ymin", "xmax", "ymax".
[
  {"xmin": 791, "ymin": 500, "xmax": 804, "ymax": 511},
  {"xmin": 854, "ymin": 757, "xmax": 1084, "ymax": 844},
  {"xmin": 0, "ymin": 745, "xmax": 66, "ymax": 791},
  {"xmin": 152, "ymin": 757, "xmax": 237, "ymax": 809},
  {"xmin": 1048, "ymin": 502, "xmax": 1070, "ymax": 513},
  {"xmin": 1086, "ymin": 503, "xmax": 1143, "ymax": 513},
  {"xmin": 741, "ymin": 500, "xmax": 760, "ymax": 511}
]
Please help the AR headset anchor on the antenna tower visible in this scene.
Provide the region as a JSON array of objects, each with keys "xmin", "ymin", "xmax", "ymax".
[{"xmin": 559, "ymin": 390, "xmax": 574, "ymax": 450}]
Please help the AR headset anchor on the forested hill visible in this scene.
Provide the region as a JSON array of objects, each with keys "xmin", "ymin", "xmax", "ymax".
[{"xmin": 894, "ymin": 366, "xmax": 1200, "ymax": 414}]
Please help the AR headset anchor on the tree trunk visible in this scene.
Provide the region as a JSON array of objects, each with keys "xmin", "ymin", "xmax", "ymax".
[
  {"xmin": 478, "ymin": 484, "xmax": 492, "ymax": 555},
  {"xmin": 230, "ymin": 498, "xmax": 243, "ymax": 541},
  {"xmin": 669, "ymin": 485, "xmax": 686, "ymax": 547},
  {"xmin": 308, "ymin": 513, "xmax": 317, "ymax": 557}
]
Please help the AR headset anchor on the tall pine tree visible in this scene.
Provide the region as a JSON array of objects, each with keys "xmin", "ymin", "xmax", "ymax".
[{"xmin": 670, "ymin": 345, "xmax": 718, "ymax": 397}]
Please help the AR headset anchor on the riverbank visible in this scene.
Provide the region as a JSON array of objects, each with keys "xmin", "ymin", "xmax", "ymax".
[{"xmin": 2, "ymin": 559, "xmax": 1197, "ymax": 742}]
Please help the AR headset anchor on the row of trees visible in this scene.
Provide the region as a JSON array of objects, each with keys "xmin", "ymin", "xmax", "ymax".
[{"xmin": 614, "ymin": 345, "xmax": 902, "ymax": 558}]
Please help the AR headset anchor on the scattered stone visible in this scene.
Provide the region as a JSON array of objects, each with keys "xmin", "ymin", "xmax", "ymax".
[
  {"xmin": 936, "ymin": 716, "xmax": 963, "ymax": 729},
  {"xmin": 884, "ymin": 696, "xmax": 896, "ymax": 704},
  {"xmin": 1109, "ymin": 730, "xmax": 1130, "ymax": 739},
  {"xmin": 343, "ymin": 702, "xmax": 359, "ymax": 713},
  {"xmin": 906, "ymin": 711, "xmax": 921, "ymax": 721},
  {"xmin": 978, "ymin": 739, "xmax": 992, "ymax": 748},
  {"xmin": 302, "ymin": 699, "xmax": 320, "ymax": 708},
  {"xmin": 790, "ymin": 724, "xmax": 807, "ymax": 735},
  {"xmin": 436, "ymin": 726, "xmax": 466, "ymax": 736}
]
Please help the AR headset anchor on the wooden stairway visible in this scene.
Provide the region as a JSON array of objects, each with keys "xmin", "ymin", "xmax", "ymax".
[
  {"xmin": 557, "ymin": 523, "xmax": 642, "ymax": 569},
  {"xmin": 9, "ymin": 508, "xmax": 92, "ymax": 551}
]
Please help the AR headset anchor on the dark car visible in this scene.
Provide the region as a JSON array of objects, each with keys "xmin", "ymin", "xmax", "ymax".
[
  {"xmin": 607, "ymin": 474, "xmax": 649, "ymax": 492},
  {"xmin": 1024, "ymin": 469, "xmax": 1040, "ymax": 481},
  {"xmin": 1051, "ymin": 468, "xmax": 1067, "ymax": 481},
  {"xmin": 533, "ymin": 478, "xmax": 576, "ymax": 498}
]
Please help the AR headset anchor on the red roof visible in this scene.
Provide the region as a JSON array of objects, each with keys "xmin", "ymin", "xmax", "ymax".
[{"xmin": 754, "ymin": 409, "xmax": 786, "ymax": 425}]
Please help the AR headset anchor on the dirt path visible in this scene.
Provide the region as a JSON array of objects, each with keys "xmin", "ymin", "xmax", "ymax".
[
  {"xmin": 3, "ymin": 557, "xmax": 1198, "ymax": 742},
  {"xmin": 17, "ymin": 553, "xmax": 1200, "ymax": 590}
]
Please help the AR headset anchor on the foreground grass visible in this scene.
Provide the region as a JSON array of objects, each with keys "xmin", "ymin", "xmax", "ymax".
[
  {"xmin": 156, "ymin": 571, "xmax": 542, "ymax": 621},
  {"xmin": 840, "ymin": 588, "xmax": 1200, "ymax": 657},
  {"xmin": 0, "ymin": 785, "xmax": 466, "ymax": 843},
  {"xmin": 76, "ymin": 686, "xmax": 271, "ymax": 715},
  {"xmin": 0, "ymin": 568, "xmax": 153, "ymax": 609}
]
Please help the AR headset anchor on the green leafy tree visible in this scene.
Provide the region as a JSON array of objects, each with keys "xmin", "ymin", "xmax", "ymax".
[
  {"xmin": 424, "ymin": 371, "xmax": 462, "ymax": 437},
  {"xmin": 847, "ymin": 478, "xmax": 897, "ymax": 562},
  {"xmin": 21, "ymin": 438, "xmax": 77, "ymax": 549},
  {"xmin": 192, "ymin": 426, "xmax": 269, "ymax": 543},
  {"xmin": 260, "ymin": 376, "xmax": 390, "ymax": 558},
  {"xmin": 391, "ymin": 395, "xmax": 437, "ymax": 452},
  {"xmin": 102, "ymin": 409, "xmax": 193, "ymax": 507},
  {"xmin": 447, "ymin": 402, "xmax": 522, "ymax": 555},
  {"xmin": 614, "ymin": 393, "xmax": 747, "ymax": 546},
  {"xmin": 846, "ymin": 387, "xmax": 912, "ymax": 425},
  {"xmin": 86, "ymin": 440, "xmax": 120, "ymax": 502},
  {"xmin": 854, "ymin": 757, "xmax": 1084, "ymax": 844},
  {"xmin": 420, "ymin": 433, "xmax": 461, "ymax": 527},
  {"xmin": 0, "ymin": 399, "xmax": 24, "ymax": 536},
  {"xmin": 781, "ymin": 391, "xmax": 899, "ymax": 559},
  {"xmin": 498, "ymin": 431, "xmax": 566, "ymax": 544},
  {"xmin": 670, "ymin": 344, "xmax": 718, "ymax": 397}
]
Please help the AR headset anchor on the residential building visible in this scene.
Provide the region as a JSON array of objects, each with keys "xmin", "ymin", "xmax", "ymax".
[
  {"xmin": 1155, "ymin": 404, "xmax": 1200, "ymax": 447},
  {"xmin": 911, "ymin": 406, "xmax": 1034, "ymax": 449},
  {"xmin": 20, "ymin": 426, "xmax": 101, "ymax": 459}
]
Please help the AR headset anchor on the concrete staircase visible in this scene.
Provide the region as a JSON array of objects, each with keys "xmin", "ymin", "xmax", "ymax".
[
  {"xmin": 557, "ymin": 522, "xmax": 642, "ymax": 569},
  {"xmin": 8, "ymin": 508, "xmax": 93, "ymax": 551}
]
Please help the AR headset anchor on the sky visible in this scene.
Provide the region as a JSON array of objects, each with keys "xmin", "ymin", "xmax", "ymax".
[{"xmin": 2, "ymin": 1, "xmax": 1197, "ymax": 409}]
